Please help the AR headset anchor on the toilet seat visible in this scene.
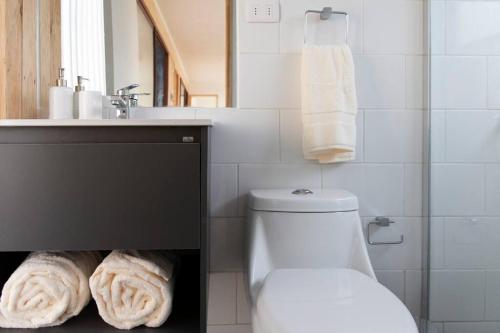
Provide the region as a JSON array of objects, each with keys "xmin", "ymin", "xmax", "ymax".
[{"xmin": 253, "ymin": 268, "xmax": 418, "ymax": 333}]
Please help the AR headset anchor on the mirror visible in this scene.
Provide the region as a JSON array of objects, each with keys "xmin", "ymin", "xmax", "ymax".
[{"xmin": 0, "ymin": 0, "xmax": 232, "ymax": 119}]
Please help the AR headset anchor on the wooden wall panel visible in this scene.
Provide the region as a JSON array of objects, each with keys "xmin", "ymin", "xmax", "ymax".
[
  {"xmin": 0, "ymin": 0, "xmax": 60, "ymax": 119},
  {"xmin": 0, "ymin": 0, "xmax": 6, "ymax": 119},
  {"xmin": 39, "ymin": 0, "xmax": 61, "ymax": 119},
  {"xmin": 22, "ymin": 0, "xmax": 37, "ymax": 119},
  {"xmin": 225, "ymin": 0, "xmax": 232, "ymax": 107},
  {"xmin": 5, "ymin": 0, "xmax": 23, "ymax": 118}
]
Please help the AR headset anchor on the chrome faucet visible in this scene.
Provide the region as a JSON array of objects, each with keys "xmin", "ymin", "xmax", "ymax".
[{"xmin": 110, "ymin": 84, "xmax": 150, "ymax": 119}]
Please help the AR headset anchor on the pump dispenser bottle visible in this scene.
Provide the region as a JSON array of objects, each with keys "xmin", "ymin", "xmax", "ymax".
[
  {"xmin": 74, "ymin": 76, "xmax": 103, "ymax": 119},
  {"xmin": 49, "ymin": 68, "xmax": 74, "ymax": 119}
]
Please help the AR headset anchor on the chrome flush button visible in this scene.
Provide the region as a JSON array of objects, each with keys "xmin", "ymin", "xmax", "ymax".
[{"xmin": 292, "ymin": 189, "xmax": 314, "ymax": 195}]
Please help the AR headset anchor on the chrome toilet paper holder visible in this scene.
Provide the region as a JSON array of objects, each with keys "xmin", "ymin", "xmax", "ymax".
[{"xmin": 367, "ymin": 217, "xmax": 404, "ymax": 245}]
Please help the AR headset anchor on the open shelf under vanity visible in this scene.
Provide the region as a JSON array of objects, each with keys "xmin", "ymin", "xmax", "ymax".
[
  {"xmin": 0, "ymin": 123, "xmax": 211, "ymax": 332},
  {"xmin": 0, "ymin": 251, "xmax": 202, "ymax": 333}
]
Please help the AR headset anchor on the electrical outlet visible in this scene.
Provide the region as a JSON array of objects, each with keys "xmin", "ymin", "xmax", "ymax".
[
  {"xmin": 246, "ymin": 0, "xmax": 280, "ymax": 23},
  {"xmin": 261, "ymin": 1, "xmax": 280, "ymax": 22},
  {"xmin": 246, "ymin": 1, "xmax": 260, "ymax": 22}
]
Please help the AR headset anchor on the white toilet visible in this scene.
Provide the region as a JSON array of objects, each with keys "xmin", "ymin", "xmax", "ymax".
[{"xmin": 247, "ymin": 189, "xmax": 418, "ymax": 333}]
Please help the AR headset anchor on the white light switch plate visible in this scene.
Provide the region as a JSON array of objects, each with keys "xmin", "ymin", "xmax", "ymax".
[{"xmin": 246, "ymin": 0, "xmax": 280, "ymax": 23}]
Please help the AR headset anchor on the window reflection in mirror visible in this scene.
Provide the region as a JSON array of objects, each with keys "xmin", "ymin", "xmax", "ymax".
[{"xmin": 105, "ymin": 0, "xmax": 231, "ymax": 108}]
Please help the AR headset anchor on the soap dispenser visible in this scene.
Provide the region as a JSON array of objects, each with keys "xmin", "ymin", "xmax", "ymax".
[
  {"xmin": 49, "ymin": 68, "xmax": 74, "ymax": 119},
  {"xmin": 74, "ymin": 76, "xmax": 103, "ymax": 119}
]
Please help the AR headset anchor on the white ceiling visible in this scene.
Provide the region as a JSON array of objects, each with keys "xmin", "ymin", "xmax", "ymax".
[{"xmin": 157, "ymin": 0, "xmax": 226, "ymax": 95}]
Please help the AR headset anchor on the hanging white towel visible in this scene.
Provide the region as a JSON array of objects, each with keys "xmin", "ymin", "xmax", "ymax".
[
  {"xmin": 0, "ymin": 251, "xmax": 101, "ymax": 328},
  {"xmin": 301, "ymin": 44, "xmax": 358, "ymax": 163},
  {"xmin": 89, "ymin": 250, "xmax": 175, "ymax": 330}
]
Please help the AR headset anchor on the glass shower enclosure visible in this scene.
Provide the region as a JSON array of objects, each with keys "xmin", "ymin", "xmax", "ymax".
[{"xmin": 426, "ymin": 0, "xmax": 500, "ymax": 332}]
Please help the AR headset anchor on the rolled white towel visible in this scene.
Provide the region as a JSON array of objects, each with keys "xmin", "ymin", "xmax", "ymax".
[
  {"xmin": 0, "ymin": 251, "xmax": 101, "ymax": 328},
  {"xmin": 89, "ymin": 250, "xmax": 175, "ymax": 330}
]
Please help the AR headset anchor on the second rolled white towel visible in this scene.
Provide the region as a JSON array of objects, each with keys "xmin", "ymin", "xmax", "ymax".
[
  {"xmin": 89, "ymin": 250, "xmax": 175, "ymax": 330},
  {"xmin": 0, "ymin": 251, "xmax": 101, "ymax": 328}
]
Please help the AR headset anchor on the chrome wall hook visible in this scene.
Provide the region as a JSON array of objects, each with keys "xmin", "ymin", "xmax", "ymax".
[{"xmin": 367, "ymin": 217, "xmax": 404, "ymax": 245}]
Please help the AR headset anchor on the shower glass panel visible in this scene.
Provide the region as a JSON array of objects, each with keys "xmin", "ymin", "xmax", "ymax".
[{"xmin": 428, "ymin": 0, "xmax": 500, "ymax": 332}]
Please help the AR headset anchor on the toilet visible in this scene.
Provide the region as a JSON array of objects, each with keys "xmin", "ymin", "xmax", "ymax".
[{"xmin": 247, "ymin": 189, "xmax": 418, "ymax": 333}]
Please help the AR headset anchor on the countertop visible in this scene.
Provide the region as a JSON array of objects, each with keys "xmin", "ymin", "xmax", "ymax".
[{"xmin": 0, "ymin": 119, "xmax": 213, "ymax": 127}]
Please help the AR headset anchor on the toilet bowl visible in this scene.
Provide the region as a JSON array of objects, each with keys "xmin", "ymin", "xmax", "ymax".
[{"xmin": 246, "ymin": 189, "xmax": 418, "ymax": 333}]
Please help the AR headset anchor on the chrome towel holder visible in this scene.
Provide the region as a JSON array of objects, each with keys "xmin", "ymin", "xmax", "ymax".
[{"xmin": 304, "ymin": 7, "xmax": 349, "ymax": 44}]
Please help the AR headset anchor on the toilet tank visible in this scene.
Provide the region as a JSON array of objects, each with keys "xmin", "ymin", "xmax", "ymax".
[{"xmin": 246, "ymin": 189, "xmax": 375, "ymax": 302}]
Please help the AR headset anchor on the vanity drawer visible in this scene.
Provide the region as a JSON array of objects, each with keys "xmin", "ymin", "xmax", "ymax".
[{"xmin": 0, "ymin": 143, "xmax": 201, "ymax": 251}]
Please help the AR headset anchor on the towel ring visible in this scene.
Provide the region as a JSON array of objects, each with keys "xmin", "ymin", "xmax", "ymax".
[{"xmin": 304, "ymin": 7, "xmax": 349, "ymax": 44}]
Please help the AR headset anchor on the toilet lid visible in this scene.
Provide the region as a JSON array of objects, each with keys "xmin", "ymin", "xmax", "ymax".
[{"xmin": 254, "ymin": 269, "xmax": 418, "ymax": 333}]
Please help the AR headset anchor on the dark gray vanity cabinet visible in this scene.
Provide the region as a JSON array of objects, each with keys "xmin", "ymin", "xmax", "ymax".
[{"xmin": 0, "ymin": 124, "xmax": 210, "ymax": 333}]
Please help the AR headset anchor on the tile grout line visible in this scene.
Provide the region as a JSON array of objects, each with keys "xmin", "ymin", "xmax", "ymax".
[
  {"xmin": 483, "ymin": 163, "xmax": 487, "ymax": 215},
  {"xmin": 404, "ymin": 269, "xmax": 408, "ymax": 305},
  {"xmin": 403, "ymin": 163, "xmax": 408, "ymax": 218},
  {"xmin": 278, "ymin": 109, "xmax": 283, "ymax": 163},
  {"xmin": 483, "ymin": 270, "xmax": 487, "ymax": 321},
  {"xmin": 235, "ymin": 272, "xmax": 240, "ymax": 325},
  {"xmin": 236, "ymin": 164, "xmax": 240, "ymax": 220}
]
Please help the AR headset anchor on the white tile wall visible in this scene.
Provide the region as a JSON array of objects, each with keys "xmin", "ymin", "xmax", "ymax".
[
  {"xmin": 355, "ymin": 55, "xmax": 406, "ymax": 109},
  {"xmin": 279, "ymin": 108, "xmax": 305, "ymax": 163},
  {"xmin": 431, "ymin": 56, "xmax": 488, "ymax": 110},
  {"xmin": 431, "ymin": 164, "xmax": 485, "ymax": 216},
  {"xmin": 364, "ymin": 110, "xmax": 423, "ymax": 163},
  {"xmin": 211, "ymin": 165, "xmax": 239, "ymax": 217},
  {"xmin": 446, "ymin": 1, "xmax": 500, "ymax": 55},
  {"xmin": 238, "ymin": 54, "xmax": 301, "ymax": 109},
  {"xmin": 208, "ymin": 273, "xmax": 237, "ymax": 325},
  {"xmin": 430, "ymin": 322, "xmax": 444, "ymax": 333},
  {"xmin": 443, "ymin": 217, "xmax": 500, "ymax": 269},
  {"xmin": 207, "ymin": 0, "xmax": 425, "ymax": 331},
  {"xmin": 429, "ymin": 1, "xmax": 500, "ymax": 329},
  {"xmin": 405, "ymin": 164, "xmax": 423, "ymax": 217},
  {"xmin": 406, "ymin": 56, "xmax": 425, "ymax": 109},
  {"xmin": 210, "ymin": 219, "xmax": 244, "ymax": 272},
  {"xmin": 364, "ymin": 0, "xmax": 423, "ymax": 55},
  {"xmin": 406, "ymin": 270, "xmax": 423, "ymax": 318},
  {"xmin": 485, "ymin": 271, "xmax": 500, "ymax": 320},
  {"xmin": 375, "ymin": 270, "xmax": 405, "ymax": 301},
  {"xmin": 486, "ymin": 165, "xmax": 500, "ymax": 216},
  {"xmin": 429, "ymin": 270, "xmax": 485, "ymax": 321},
  {"xmin": 430, "ymin": 1, "xmax": 446, "ymax": 55},
  {"xmin": 430, "ymin": 218, "xmax": 445, "ymax": 269},
  {"xmin": 488, "ymin": 57, "xmax": 500, "ymax": 109},
  {"xmin": 445, "ymin": 111, "xmax": 500, "ymax": 163},
  {"xmin": 322, "ymin": 164, "xmax": 405, "ymax": 216},
  {"xmin": 236, "ymin": 273, "xmax": 251, "ymax": 324},
  {"xmin": 431, "ymin": 110, "xmax": 446, "ymax": 163},
  {"xmin": 444, "ymin": 322, "xmax": 500, "ymax": 333},
  {"xmin": 207, "ymin": 109, "xmax": 280, "ymax": 163}
]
